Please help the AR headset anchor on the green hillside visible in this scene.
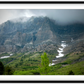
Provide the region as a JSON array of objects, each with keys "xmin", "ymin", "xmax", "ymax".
[{"xmin": 0, "ymin": 51, "xmax": 84, "ymax": 75}]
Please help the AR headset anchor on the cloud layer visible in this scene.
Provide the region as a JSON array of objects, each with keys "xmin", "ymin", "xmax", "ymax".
[{"xmin": 0, "ymin": 9, "xmax": 84, "ymax": 25}]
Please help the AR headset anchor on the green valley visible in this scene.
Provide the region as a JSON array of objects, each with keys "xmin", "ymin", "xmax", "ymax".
[{"xmin": 0, "ymin": 50, "xmax": 84, "ymax": 75}]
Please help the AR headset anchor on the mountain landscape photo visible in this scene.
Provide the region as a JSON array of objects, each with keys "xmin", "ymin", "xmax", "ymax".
[{"xmin": 0, "ymin": 9, "xmax": 84, "ymax": 75}]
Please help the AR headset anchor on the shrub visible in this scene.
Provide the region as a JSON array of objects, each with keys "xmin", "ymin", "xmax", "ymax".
[
  {"xmin": 5, "ymin": 66, "xmax": 14, "ymax": 75},
  {"xmin": 30, "ymin": 70, "xmax": 40, "ymax": 75},
  {"xmin": 0, "ymin": 61, "xmax": 4, "ymax": 75},
  {"xmin": 68, "ymin": 70, "xmax": 74, "ymax": 75}
]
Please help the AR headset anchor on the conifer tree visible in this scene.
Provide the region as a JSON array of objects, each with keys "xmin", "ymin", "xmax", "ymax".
[{"xmin": 39, "ymin": 52, "xmax": 50, "ymax": 75}]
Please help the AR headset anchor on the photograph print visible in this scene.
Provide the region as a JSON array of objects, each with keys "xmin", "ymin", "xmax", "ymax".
[{"xmin": 0, "ymin": 9, "xmax": 84, "ymax": 75}]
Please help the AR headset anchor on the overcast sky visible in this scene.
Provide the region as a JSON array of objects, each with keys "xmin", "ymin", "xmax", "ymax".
[{"xmin": 0, "ymin": 9, "xmax": 84, "ymax": 25}]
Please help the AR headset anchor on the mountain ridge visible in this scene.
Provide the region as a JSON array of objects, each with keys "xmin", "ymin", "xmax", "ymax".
[{"xmin": 0, "ymin": 16, "xmax": 84, "ymax": 54}]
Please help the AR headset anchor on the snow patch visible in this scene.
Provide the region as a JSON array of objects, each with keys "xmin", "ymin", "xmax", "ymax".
[
  {"xmin": 0, "ymin": 56, "xmax": 10, "ymax": 59},
  {"xmin": 56, "ymin": 41, "xmax": 67, "ymax": 58},
  {"xmin": 49, "ymin": 41, "xmax": 67, "ymax": 66},
  {"xmin": 49, "ymin": 63, "xmax": 55, "ymax": 66},
  {"xmin": 0, "ymin": 53, "xmax": 13, "ymax": 59}
]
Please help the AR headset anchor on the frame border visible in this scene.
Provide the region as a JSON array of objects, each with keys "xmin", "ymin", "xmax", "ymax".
[
  {"xmin": 0, "ymin": 1, "xmax": 84, "ymax": 4},
  {"xmin": 0, "ymin": 80, "xmax": 84, "ymax": 83},
  {"xmin": 0, "ymin": 1, "xmax": 84, "ymax": 83}
]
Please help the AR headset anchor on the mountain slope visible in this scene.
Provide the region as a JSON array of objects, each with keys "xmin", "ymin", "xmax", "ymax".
[
  {"xmin": 0, "ymin": 16, "xmax": 58, "ymax": 53},
  {"xmin": 0, "ymin": 16, "xmax": 84, "ymax": 54},
  {"xmin": 0, "ymin": 16, "xmax": 84, "ymax": 75}
]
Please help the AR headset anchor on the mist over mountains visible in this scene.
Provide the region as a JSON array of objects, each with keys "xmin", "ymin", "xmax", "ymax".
[
  {"xmin": 0, "ymin": 16, "xmax": 84, "ymax": 54},
  {"xmin": 1, "ymin": 9, "xmax": 84, "ymax": 25}
]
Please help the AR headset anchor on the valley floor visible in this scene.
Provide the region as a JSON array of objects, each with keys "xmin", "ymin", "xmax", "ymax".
[{"xmin": 0, "ymin": 50, "xmax": 84, "ymax": 75}]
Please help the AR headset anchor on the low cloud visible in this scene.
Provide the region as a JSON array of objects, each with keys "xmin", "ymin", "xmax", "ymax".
[{"xmin": 0, "ymin": 9, "xmax": 84, "ymax": 25}]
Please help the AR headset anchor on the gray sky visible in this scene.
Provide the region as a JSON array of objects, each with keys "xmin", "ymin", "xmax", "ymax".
[{"xmin": 0, "ymin": 9, "xmax": 84, "ymax": 25}]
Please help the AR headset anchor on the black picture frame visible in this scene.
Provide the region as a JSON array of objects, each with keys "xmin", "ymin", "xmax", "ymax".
[{"xmin": 0, "ymin": 1, "xmax": 84, "ymax": 83}]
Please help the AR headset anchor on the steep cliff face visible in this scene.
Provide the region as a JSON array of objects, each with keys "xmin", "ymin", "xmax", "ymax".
[
  {"xmin": 0, "ymin": 16, "xmax": 58, "ymax": 53},
  {"xmin": 0, "ymin": 16, "xmax": 84, "ymax": 53}
]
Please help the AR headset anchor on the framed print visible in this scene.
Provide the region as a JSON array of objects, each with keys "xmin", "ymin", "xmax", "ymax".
[{"xmin": 0, "ymin": 1, "xmax": 84, "ymax": 83}]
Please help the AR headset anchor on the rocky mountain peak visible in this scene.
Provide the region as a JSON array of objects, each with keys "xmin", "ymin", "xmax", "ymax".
[{"xmin": 0, "ymin": 16, "xmax": 84, "ymax": 53}]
